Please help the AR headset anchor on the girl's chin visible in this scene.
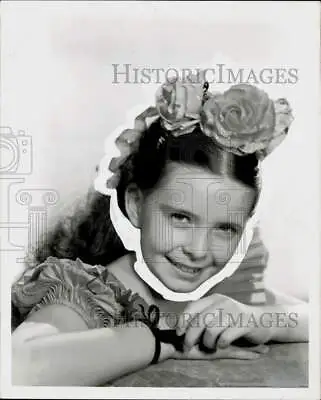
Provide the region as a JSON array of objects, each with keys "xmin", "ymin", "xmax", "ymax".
[{"xmin": 158, "ymin": 272, "xmax": 216, "ymax": 293}]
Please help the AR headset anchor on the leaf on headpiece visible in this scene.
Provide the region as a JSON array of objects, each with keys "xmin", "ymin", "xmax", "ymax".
[
  {"xmin": 134, "ymin": 107, "xmax": 159, "ymax": 131},
  {"xmin": 116, "ymin": 129, "xmax": 142, "ymax": 146},
  {"xmin": 114, "ymin": 129, "xmax": 142, "ymax": 165},
  {"xmin": 106, "ymin": 171, "xmax": 121, "ymax": 189},
  {"xmin": 106, "ymin": 107, "xmax": 159, "ymax": 189},
  {"xmin": 109, "ymin": 155, "xmax": 128, "ymax": 173}
]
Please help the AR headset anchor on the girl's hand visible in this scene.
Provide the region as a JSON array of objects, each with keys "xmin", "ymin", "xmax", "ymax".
[
  {"xmin": 159, "ymin": 341, "xmax": 176, "ymax": 363},
  {"xmin": 172, "ymin": 343, "xmax": 269, "ymax": 360},
  {"xmin": 176, "ymin": 294, "xmax": 273, "ymax": 352}
]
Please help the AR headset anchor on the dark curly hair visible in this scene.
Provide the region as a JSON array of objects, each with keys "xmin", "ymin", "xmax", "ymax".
[{"xmin": 32, "ymin": 119, "xmax": 260, "ymax": 268}]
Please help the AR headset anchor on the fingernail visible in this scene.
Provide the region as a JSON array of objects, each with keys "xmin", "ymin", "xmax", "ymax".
[{"xmin": 176, "ymin": 329, "xmax": 184, "ymax": 336}]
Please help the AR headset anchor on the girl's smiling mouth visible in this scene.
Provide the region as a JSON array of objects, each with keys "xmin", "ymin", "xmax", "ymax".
[{"xmin": 166, "ymin": 256, "xmax": 205, "ymax": 277}]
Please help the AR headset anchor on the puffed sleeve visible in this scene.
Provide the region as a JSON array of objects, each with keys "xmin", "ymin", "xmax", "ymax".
[
  {"xmin": 214, "ymin": 226, "xmax": 268, "ymax": 305},
  {"xmin": 11, "ymin": 256, "xmax": 149, "ymax": 330}
]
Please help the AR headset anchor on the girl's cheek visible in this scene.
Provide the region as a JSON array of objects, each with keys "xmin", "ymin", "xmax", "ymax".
[
  {"xmin": 153, "ymin": 228, "xmax": 189, "ymax": 253},
  {"xmin": 171, "ymin": 228, "xmax": 193, "ymax": 247},
  {"xmin": 143, "ymin": 215, "xmax": 175, "ymax": 252},
  {"xmin": 211, "ymin": 236, "xmax": 239, "ymax": 264},
  {"xmin": 148, "ymin": 221, "xmax": 193, "ymax": 253}
]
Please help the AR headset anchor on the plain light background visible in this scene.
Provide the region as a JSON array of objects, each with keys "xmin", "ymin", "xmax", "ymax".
[{"xmin": 2, "ymin": 1, "xmax": 320, "ymax": 302}]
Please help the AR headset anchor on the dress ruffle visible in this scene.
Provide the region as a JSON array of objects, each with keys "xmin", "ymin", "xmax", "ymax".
[{"xmin": 11, "ymin": 256, "xmax": 150, "ymax": 330}]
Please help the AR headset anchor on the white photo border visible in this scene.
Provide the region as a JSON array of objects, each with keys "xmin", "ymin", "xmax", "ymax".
[{"xmin": 1, "ymin": 1, "xmax": 320, "ymax": 399}]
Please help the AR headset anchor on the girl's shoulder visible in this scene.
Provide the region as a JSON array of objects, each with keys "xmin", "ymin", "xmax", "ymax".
[{"xmin": 11, "ymin": 256, "xmax": 150, "ymax": 331}]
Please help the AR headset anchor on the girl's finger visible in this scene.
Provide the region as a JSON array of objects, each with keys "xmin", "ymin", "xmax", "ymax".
[
  {"xmin": 184, "ymin": 303, "xmax": 240, "ymax": 350},
  {"xmin": 186, "ymin": 345, "xmax": 261, "ymax": 360},
  {"xmin": 200, "ymin": 302, "xmax": 249, "ymax": 350},
  {"xmin": 248, "ymin": 344, "xmax": 270, "ymax": 354},
  {"xmin": 176, "ymin": 294, "xmax": 228, "ymax": 336},
  {"xmin": 183, "ymin": 314, "xmax": 207, "ymax": 350},
  {"xmin": 202, "ymin": 324, "xmax": 226, "ymax": 349},
  {"xmin": 183, "ymin": 301, "xmax": 234, "ymax": 350},
  {"xmin": 219, "ymin": 347, "xmax": 261, "ymax": 360},
  {"xmin": 176, "ymin": 298, "xmax": 212, "ymax": 336},
  {"xmin": 216, "ymin": 326, "xmax": 250, "ymax": 349}
]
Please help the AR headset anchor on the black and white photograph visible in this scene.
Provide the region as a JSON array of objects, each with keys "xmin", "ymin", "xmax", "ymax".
[{"xmin": 1, "ymin": 1, "xmax": 320, "ymax": 398}]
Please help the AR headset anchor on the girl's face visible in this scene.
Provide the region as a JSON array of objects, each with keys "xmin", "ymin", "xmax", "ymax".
[{"xmin": 132, "ymin": 161, "xmax": 256, "ymax": 293}]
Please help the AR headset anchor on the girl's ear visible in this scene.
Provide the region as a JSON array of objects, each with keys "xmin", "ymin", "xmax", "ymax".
[{"xmin": 125, "ymin": 183, "xmax": 144, "ymax": 228}]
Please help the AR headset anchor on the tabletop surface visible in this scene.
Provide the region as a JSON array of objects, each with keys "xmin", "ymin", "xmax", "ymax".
[{"xmin": 108, "ymin": 343, "xmax": 308, "ymax": 387}]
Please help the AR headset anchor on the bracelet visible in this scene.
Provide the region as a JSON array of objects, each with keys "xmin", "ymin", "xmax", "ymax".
[
  {"xmin": 137, "ymin": 304, "xmax": 186, "ymax": 364},
  {"xmin": 150, "ymin": 327, "xmax": 161, "ymax": 364}
]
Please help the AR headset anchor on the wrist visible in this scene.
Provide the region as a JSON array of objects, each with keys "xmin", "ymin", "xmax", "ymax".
[
  {"xmin": 267, "ymin": 304, "xmax": 287, "ymax": 341},
  {"xmin": 136, "ymin": 320, "xmax": 175, "ymax": 364},
  {"xmin": 248, "ymin": 304, "xmax": 278, "ymax": 343},
  {"xmin": 253, "ymin": 303, "xmax": 295, "ymax": 342},
  {"xmin": 269, "ymin": 303, "xmax": 308, "ymax": 342}
]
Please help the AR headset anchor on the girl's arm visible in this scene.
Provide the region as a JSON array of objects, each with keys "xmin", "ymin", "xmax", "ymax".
[
  {"xmin": 263, "ymin": 288, "xmax": 308, "ymax": 343},
  {"xmin": 263, "ymin": 302, "xmax": 308, "ymax": 343},
  {"xmin": 12, "ymin": 304, "xmax": 174, "ymax": 386}
]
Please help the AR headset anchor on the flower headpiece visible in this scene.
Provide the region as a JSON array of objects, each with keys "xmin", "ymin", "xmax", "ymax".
[{"xmin": 98, "ymin": 72, "xmax": 294, "ymax": 191}]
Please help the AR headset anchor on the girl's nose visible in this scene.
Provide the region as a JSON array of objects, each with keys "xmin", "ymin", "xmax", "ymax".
[{"xmin": 182, "ymin": 227, "xmax": 209, "ymax": 262}]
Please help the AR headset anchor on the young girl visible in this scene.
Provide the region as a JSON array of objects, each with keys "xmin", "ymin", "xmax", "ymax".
[{"xmin": 11, "ymin": 76, "xmax": 308, "ymax": 386}]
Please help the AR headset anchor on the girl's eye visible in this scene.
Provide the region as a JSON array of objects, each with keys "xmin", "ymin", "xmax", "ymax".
[
  {"xmin": 170, "ymin": 213, "xmax": 191, "ymax": 225},
  {"xmin": 216, "ymin": 223, "xmax": 238, "ymax": 234}
]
